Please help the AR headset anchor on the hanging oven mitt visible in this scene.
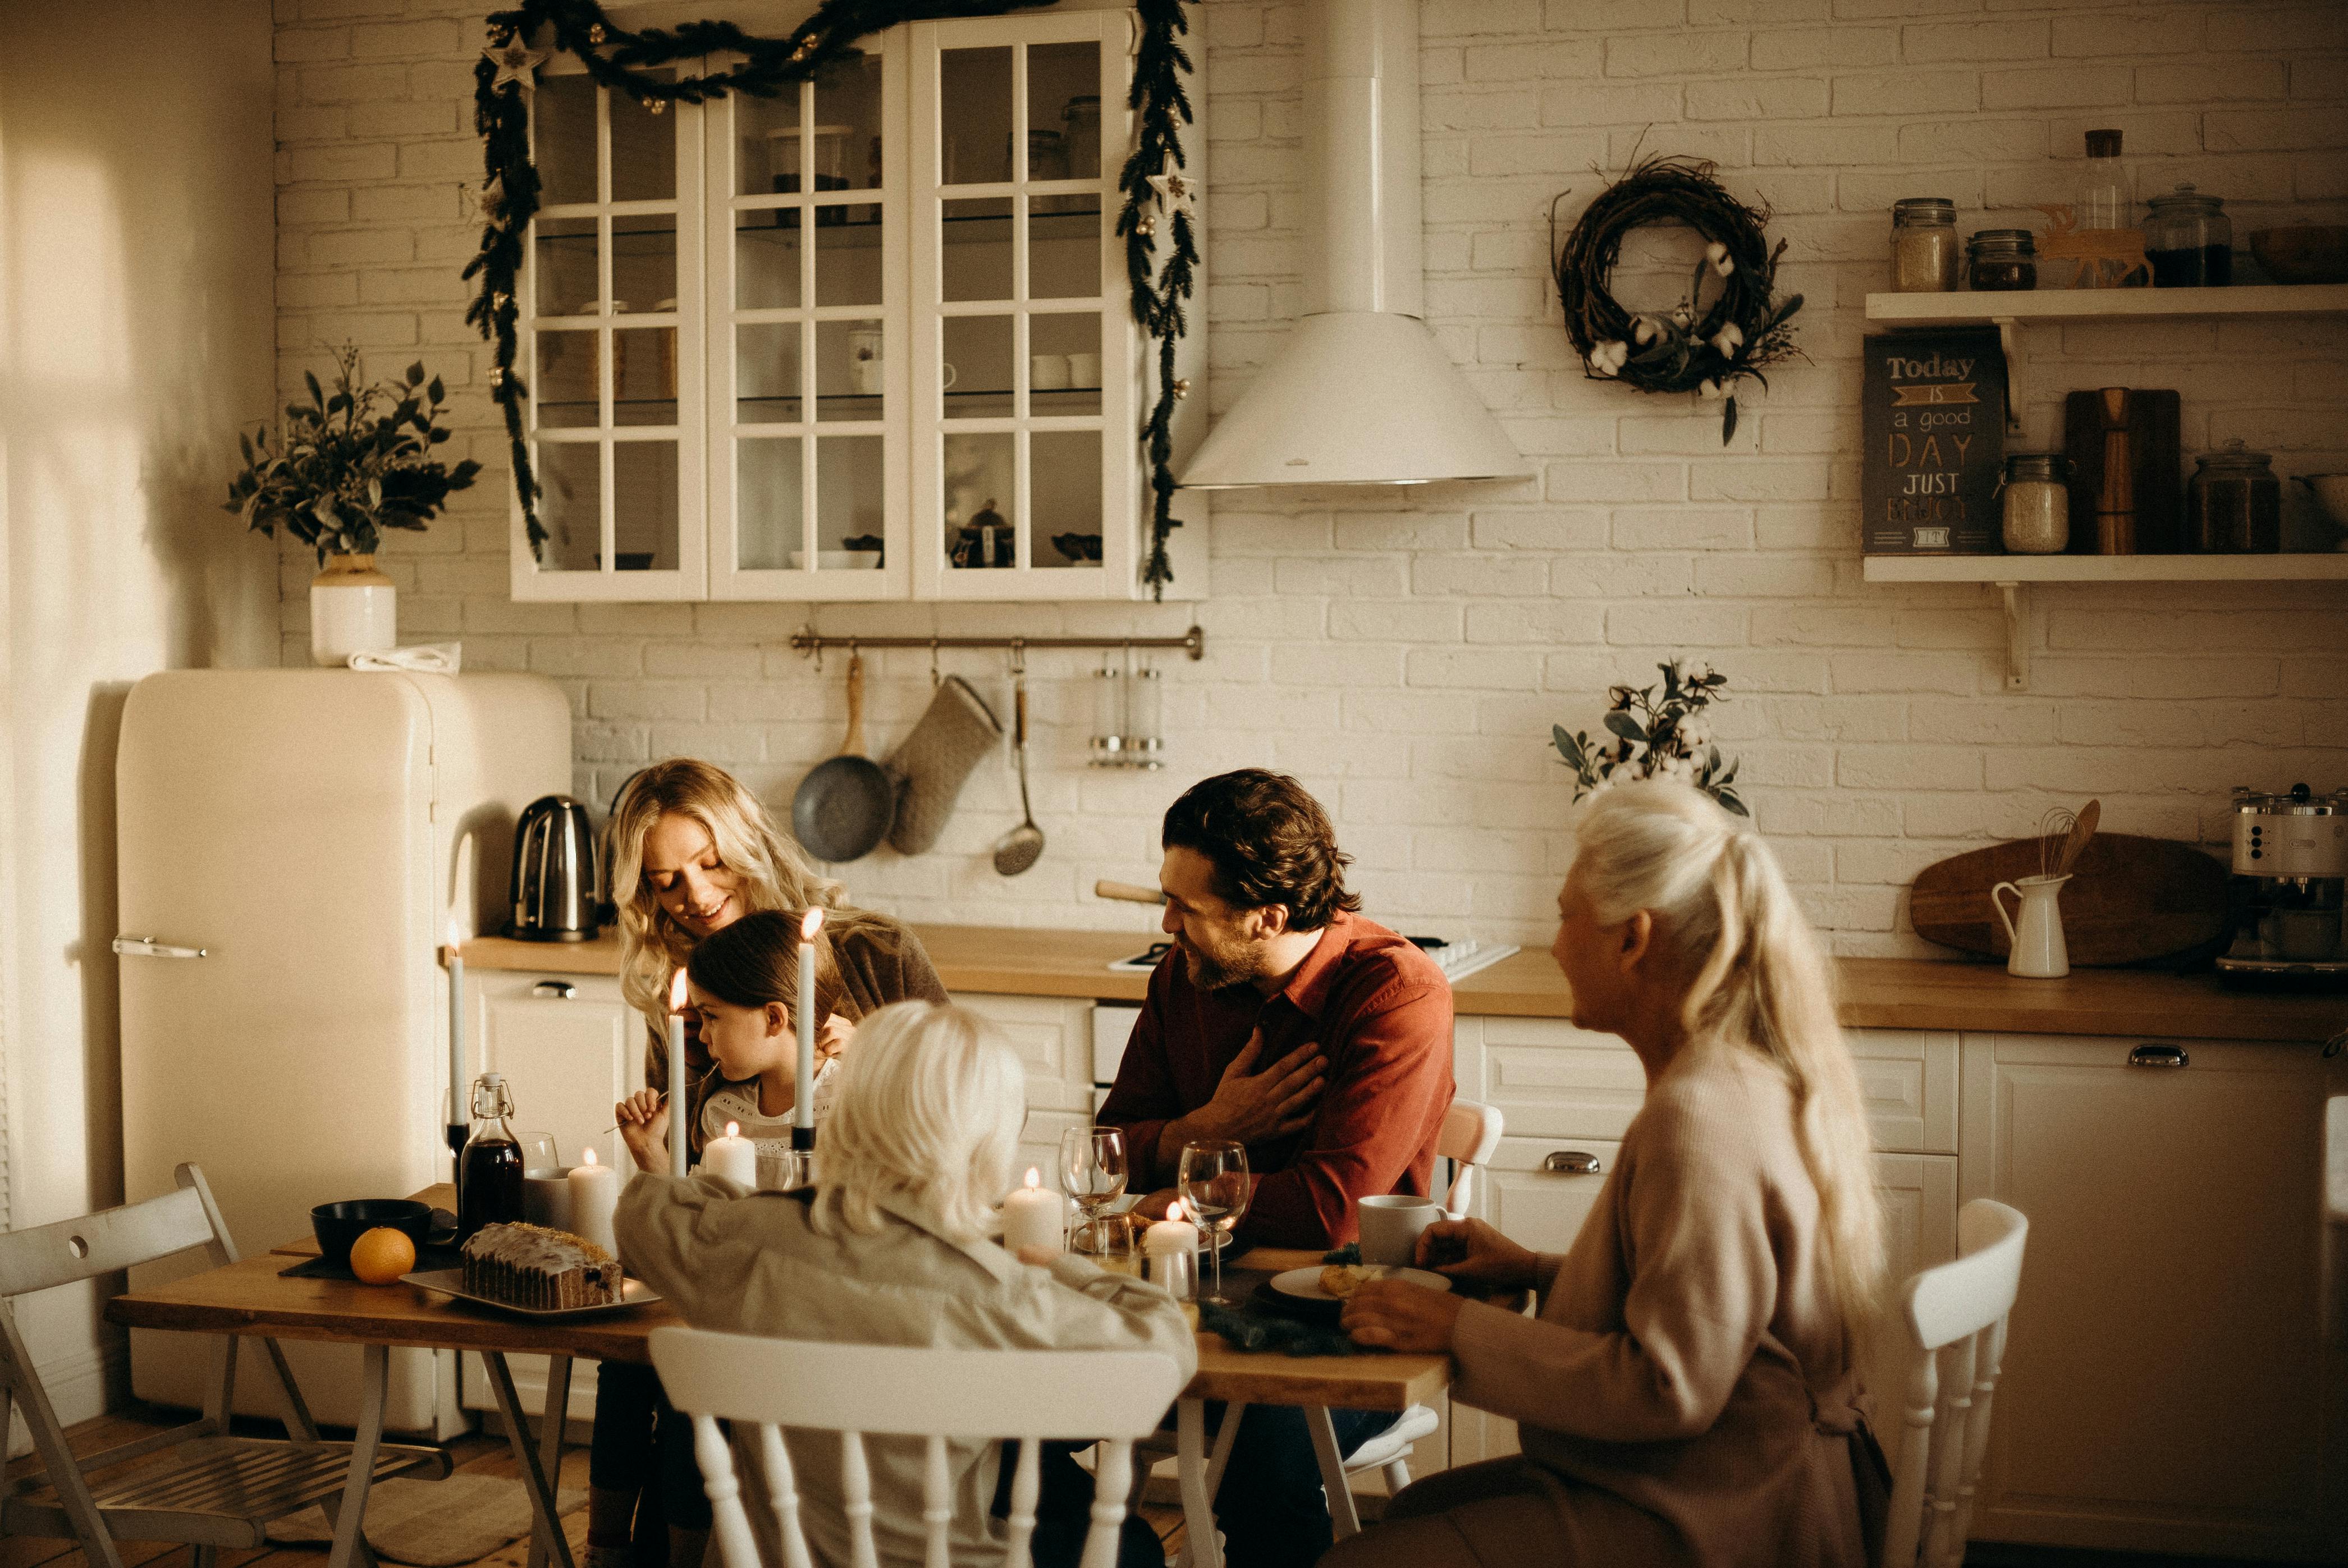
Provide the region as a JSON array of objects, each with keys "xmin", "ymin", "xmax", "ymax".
[{"xmin": 883, "ymin": 675, "xmax": 1003, "ymax": 856}]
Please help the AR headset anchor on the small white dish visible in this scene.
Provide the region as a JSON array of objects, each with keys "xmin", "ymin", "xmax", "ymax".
[
  {"xmin": 1269, "ymin": 1265, "xmax": 1452, "ymax": 1303},
  {"xmin": 788, "ymin": 550, "xmax": 884, "ymax": 570}
]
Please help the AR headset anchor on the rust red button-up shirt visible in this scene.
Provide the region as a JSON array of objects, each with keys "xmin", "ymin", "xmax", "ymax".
[{"xmin": 1098, "ymin": 911, "xmax": 1456, "ymax": 1249}]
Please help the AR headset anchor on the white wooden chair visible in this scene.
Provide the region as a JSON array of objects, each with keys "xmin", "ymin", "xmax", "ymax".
[
  {"xmin": 1436, "ymin": 1098, "xmax": 1503, "ymax": 1222},
  {"xmin": 1882, "ymin": 1198, "xmax": 2030, "ymax": 1568},
  {"xmin": 0, "ymin": 1163, "xmax": 447, "ymax": 1568},
  {"xmin": 650, "ymin": 1326, "xmax": 1183, "ymax": 1568}
]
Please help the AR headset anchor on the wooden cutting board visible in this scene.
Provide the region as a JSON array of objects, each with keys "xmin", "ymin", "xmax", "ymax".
[{"xmin": 1910, "ymin": 833, "xmax": 2230, "ymax": 968}]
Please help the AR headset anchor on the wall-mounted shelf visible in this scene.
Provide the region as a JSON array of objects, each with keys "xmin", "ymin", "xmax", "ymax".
[
  {"xmin": 1864, "ymin": 553, "xmax": 2348, "ymax": 691},
  {"xmin": 1864, "ymin": 285, "xmax": 2348, "ymax": 435}
]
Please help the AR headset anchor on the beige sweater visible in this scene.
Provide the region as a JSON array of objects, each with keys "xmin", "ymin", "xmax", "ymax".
[
  {"xmin": 1449, "ymin": 1042, "xmax": 1881, "ymax": 1568},
  {"xmin": 615, "ymin": 1172, "xmax": 1196, "ymax": 1568}
]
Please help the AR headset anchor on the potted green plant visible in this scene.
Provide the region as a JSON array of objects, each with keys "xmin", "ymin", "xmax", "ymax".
[
  {"xmin": 225, "ymin": 347, "xmax": 480, "ymax": 666},
  {"xmin": 1553, "ymin": 659, "xmax": 1747, "ymax": 815}
]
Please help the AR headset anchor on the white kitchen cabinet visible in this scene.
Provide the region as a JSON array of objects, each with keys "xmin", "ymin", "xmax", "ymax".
[
  {"xmin": 460, "ymin": 967, "xmax": 643, "ymax": 1423},
  {"xmin": 1959, "ymin": 1032, "xmax": 2347, "ymax": 1562},
  {"xmin": 514, "ymin": 6, "xmax": 1205, "ymax": 603},
  {"xmin": 951, "ymin": 992, "xmax": 1096, "ymax": 1184}
]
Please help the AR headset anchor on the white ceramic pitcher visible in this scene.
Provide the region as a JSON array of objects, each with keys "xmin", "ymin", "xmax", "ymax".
[{"xmin": 1991, "ymin": 873, "xmax": 2071, "ymax": 978}]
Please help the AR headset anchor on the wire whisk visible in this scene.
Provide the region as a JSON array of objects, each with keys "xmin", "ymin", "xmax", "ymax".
[{"xmin": 2037, "ymin": 806, "xmax": 2079, "ymax": 882}]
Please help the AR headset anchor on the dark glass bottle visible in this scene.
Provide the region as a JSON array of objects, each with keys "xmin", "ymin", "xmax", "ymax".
[{"xmin": 457, "ymin": 1073, "xmax": 524, "ymax": 1241}]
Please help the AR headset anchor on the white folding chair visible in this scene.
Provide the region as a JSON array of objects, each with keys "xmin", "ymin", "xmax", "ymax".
[
  {"xmin": 0, "ymin": 1164, "xmax": 447, "ymax": 1568},
  {"xmin": 1882, "ymin": 1198, "xmax": 2030, "ymax": 1568},
  {"xmin": 651, "ymin": 1326, "xmax": 1183, "ymax": 1568}
]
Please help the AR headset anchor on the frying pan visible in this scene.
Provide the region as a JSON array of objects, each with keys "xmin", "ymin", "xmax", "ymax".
[{"xmin": 790, "ymin": 652, "xmax": 895, "ymax": 862}]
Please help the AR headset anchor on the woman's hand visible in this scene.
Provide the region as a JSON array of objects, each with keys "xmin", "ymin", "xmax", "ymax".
[
  {"xmin": 1415, "ymin": 1217, "xmax": 1540, "ymax": 1294},
  {"xmin": 1342, "ymin": 1279, "xmax": 1468, "ymax": 1353},
  {"xmin": 816, "ymin": 1013, "xmax": 854, "ymax": 1067},
  {"xmin": 614, "ymin": 1089, "xmax": 670, "ymax": 1173}
]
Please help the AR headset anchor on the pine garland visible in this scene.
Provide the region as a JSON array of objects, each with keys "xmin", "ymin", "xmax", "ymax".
[{"xmin": 465, "ymin": 0, "xmax": 1196, "ymax": 595}]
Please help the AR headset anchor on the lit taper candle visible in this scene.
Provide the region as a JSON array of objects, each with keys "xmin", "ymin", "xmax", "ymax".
[
  {"xmin": 666, "ymin": 967, "xmax": 690, "ymax": 1177},
  {"xmin": 794, "ymin": 907, "xmax": 823, "ymax": 1149}
]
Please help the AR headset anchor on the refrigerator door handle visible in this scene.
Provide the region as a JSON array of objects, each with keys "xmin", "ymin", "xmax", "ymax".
[{"xmin": 112, "ymin": 936, "xmax": 209, "ymax": 960}]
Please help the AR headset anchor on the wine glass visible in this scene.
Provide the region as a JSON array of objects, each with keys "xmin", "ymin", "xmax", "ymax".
[
  {"xmin": 1178, "ymin": 1139, "xmax": 1250, "ymax": 1305},
  {"xmin": 1059, "ymin": 1126, "xmax": 1128, "ymax": 1252}
]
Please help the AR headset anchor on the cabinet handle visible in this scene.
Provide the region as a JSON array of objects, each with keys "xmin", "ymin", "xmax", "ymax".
[
  {"xmin": 2129, "ymin": 1043, "xmax": 2189, "ymax": 1069},
  {"xmin": 531, "ymin": 980, "xmax": 577, "ymax": 1000},
  {"xmin": 1544, "ymin": 1151, "xmax": 1603, "ymax": 1175}
]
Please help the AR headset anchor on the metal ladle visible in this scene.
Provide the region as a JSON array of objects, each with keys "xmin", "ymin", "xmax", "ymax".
[{"xmin": 992, "ymin": 643, "xmax": 1045, "ymax": 876}]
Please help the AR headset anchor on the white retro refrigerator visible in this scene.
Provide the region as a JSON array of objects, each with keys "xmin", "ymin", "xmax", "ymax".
[{"xmin": 117, "ymin": 670, "xmax": 571, "ymax": 1437}]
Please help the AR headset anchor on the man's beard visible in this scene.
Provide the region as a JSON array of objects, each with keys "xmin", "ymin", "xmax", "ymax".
[{"xmin": 1180, "ymin": 931, "xmax": 1263, "ymax": 991}]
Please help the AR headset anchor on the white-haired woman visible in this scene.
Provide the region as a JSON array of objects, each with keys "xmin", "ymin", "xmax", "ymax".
[
  {"xmin": 593, "ymin": 759, "xmax": 946, "ymax": 1568},
  {"xmin": 617, "ymin": 1002, "xmax": 1198, "ymax": 1568},
  {"xmin": 1329, "ymin": 781, "xmax": 1889, "ymax": 1568}
]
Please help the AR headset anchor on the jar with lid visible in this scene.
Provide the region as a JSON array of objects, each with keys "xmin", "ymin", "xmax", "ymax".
[
  {"xmin": 1061, "ymin": 95, "xmax": 1102, "ymax": 185},
  {"xmin": 2187, "ymin": 439, "xmax": 2282, "ymax": 552},
  {"xmin": 1966, "ymin": 230, "xmax": 2038, "ymax": 292},
  {"xmin": 2144, "ymin": 184, "xmax": 2232, "ymax": 287},
  {"xmin": 1999, "ymin": 453, "xmax": 2071, "ymax": 554},
  {"xmin": 1889, "ymin": 198, "xmax": 1958, "ymax": 292}
]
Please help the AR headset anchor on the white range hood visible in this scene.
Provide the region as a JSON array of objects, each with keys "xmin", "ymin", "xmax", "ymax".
[{"xmin": 1179, "ymin": 0, "xmax": 1528, "ymax": 490}]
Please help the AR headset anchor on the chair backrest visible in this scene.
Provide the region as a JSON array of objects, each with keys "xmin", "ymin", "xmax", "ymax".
[
  {"xmin": 0, "ymin": 1181, "xmax": 222, "ymax": 1300},
  {"xmin": 1435, "ymin": 1098, "xmax": 1503, "ymax": 1220},
  {"xmin": 652, "ymin": 1326, "xmax": 1184, "ymax": 1568},
  {"xmin": 1881, "ymin": 1199, "xmax": 2029, "ymax": 1568}
]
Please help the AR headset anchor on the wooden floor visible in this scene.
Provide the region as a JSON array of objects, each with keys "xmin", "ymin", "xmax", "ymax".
[{"xmin": 7, "ymin": 1407, "xmax": 2280, "ymax": 1568}]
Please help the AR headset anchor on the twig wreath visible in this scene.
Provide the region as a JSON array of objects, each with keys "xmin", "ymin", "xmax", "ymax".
[
  {"xmin": 465, "ymin": 0, "xmax": 1199, "ymax": 594},
  {"xmin": 1551, "ymin": 154, "xmax": 1803, "ymax": 445}
]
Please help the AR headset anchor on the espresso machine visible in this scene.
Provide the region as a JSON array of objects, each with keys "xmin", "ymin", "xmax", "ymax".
[{"xmin": 2217, "ymin": 783, "xmax": 2348, "ymax": 987}]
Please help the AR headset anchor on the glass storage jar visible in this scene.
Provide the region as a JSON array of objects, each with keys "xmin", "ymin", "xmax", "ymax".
[
  {"xmin": 1999, "ymin": 453, "xmax": 2071, "ymax": 553},
  {"xmin": 1889, "ymin": 198, "xmax": 1959, "ymax": 292},
  {"xmin": 2144, "ymin": 184, "xmax": 2232, "ymax": 287},
  {"xmin": 1966, "ymin": 230, "xmax": 2038, "ymax": 291},
  {"xmin": 2187, "ymin": 439, "xmax": 2282, "ymax": 553}
]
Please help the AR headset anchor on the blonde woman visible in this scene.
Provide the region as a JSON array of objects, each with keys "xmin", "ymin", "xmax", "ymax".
[
  {"xmin": 592, "ymin": 759, "xmax": 946, "ymax": 1568},
  {"xmin": 1330, "ymin": 780, "xmax": 1889, "ymax": 1568},
  {"xmin": 617, "ymin": 1002, "xmax": 1197, "ymax": 1568}
]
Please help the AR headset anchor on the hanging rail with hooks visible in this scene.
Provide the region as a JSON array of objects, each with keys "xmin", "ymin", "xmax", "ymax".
[{"xmin": 787, "ymin": 626, "xmax": 1206, "ymax": 663}]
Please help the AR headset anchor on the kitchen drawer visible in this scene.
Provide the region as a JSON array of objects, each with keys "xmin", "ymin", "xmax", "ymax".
[
  {"xmin": 1461, "ymin": 1017, "xmax": 1956, "ymax": 1155},
  {"xmin": 1093, "ymin": 1002, "xmax": 1140, "ymax": 1084},
  {"xmin": 952, "ymin": 992, "xmax": 1093, "ymax": 1112}
]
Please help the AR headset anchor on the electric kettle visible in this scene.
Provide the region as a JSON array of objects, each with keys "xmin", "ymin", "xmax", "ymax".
[{"xmin": 508, "ymin": 794, "xmax": 599, "ymax": 942}]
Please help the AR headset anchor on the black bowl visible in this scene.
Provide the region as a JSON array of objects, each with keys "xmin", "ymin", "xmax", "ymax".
[{"xmin": 311, "ymin": 1199, "xmax": 443, "ymax": 1269}]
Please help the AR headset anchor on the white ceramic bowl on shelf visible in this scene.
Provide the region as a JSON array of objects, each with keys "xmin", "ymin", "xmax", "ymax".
[{"xmin": 789, "ymin": 551, "xmax": 884, "ymax": 570}]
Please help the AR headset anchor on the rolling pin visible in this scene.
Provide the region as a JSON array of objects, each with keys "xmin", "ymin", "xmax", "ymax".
[{"xmin": 1095, "ymin": 879, "xmax": 1165, "ymax": 905}]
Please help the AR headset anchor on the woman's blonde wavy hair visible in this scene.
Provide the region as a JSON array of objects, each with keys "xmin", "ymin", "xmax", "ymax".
[
  {"xmin": 810, "ymin": 1001, "xmax": 1027, "ymax": 1249},
  {"xmin": 606, "ymin": 758, "xmax": 845, "ymax": 1095},
  {"xmin": 1572, "ymin": 780, "xmax": 1885, "ymax": 1336}
]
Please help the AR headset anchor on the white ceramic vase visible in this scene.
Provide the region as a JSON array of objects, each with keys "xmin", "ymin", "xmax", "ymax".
[{"xmin": 310, "ymin": 553, "xmax": 396, "ymax": 667}]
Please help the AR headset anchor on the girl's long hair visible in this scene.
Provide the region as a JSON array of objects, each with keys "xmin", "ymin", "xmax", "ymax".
[
  {"xmin": 1573, "ymin": 780, "xmax": 1886, "ymax": 1336},
  {"xmin": 685, "ymin": 909, "xmax": 859, "ymax": 1026},
  {"xmin": 606, "ymin": 758, "xmax": 846, "ymax": 1089}
]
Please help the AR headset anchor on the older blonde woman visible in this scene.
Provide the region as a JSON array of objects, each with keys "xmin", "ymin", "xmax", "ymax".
[
  {"xmin": 617, "ymin": 1002, "xmax": 1197, "ymax": 1568},
  {"xmin": 1329, "ymin": 781, "xmax": 1889, "ymax": 1568},
  {"xmin": 594, "ymin": 759, "xmax": 945, "ymax": 1568}
]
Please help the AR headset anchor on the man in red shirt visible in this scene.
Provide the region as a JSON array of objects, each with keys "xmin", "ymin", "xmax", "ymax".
[{"xmin": 1099, "ymin": 768, "xmax": 1455, "ymax": 1566}]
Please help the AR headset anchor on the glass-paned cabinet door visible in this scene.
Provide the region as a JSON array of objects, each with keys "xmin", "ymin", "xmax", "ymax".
[
  {"xmin": 704, "ymin": 38, "xmax": 910, "ymax": 599},
  {"xmin": 514, "ymin": 59, "xmax": 707, "ymax": 600},
  {"xmin": 910, "ymin": 11, "xmax": 1137, "ymax": 599}
]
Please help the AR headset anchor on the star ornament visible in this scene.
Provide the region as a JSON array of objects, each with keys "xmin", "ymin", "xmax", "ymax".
[
  {"xmin": 484, "ymin": 38, "xmax": 549, "ymax": 94},
  {"xmin": 1145, "ymin": 153, "xmax": 1196, "ymax": 219}
]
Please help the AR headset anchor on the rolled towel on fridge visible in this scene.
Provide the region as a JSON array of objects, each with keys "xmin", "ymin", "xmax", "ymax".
[{"xmin": 883, "ymin": 676, "xmax": 1003, "ymax": 855}]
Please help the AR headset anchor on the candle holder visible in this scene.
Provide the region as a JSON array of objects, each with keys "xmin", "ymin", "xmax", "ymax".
[{"xmin": 1145, "ymin": 1243, "xmax": 1196, "ymax": 1301}]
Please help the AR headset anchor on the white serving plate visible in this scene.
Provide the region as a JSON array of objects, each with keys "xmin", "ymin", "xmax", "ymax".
[
  {"xmin": 401, "ymin": 1268, "xmax": 663, "ymax": 1319},
  {"xmin": 1269, "ymin": 1265, "xmax": 1452, "ymax": 1303},
  {"xmin": 788, "ymin": 550, "xmax": 884, "ymax": 570}
]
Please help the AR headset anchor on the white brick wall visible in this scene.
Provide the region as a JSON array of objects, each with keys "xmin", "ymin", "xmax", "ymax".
[{"xmin": 272, "ymin": 0, "xmax": 2348, "ymax": 956}]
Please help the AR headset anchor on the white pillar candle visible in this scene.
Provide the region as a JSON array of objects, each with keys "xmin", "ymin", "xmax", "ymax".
[
  {"xmin": 794, "ymin": 909, "xmax": 823, "ymax": 1142},
  {"xmin": 704, "ymin": 1120, "xmax": 756, "ymax": 1187},
  {"xmin": 1002, "ymin": 1167, "xmax": 1064, "ymax": 1258},
  {"xmin": 1144, "ymin": 1199, "xmax": 1202, "ymax": 1299},
  {"xmin": 666, "ymin": 968, "xmax": 690, "ymax": 1178},
  {"xmin": 567, "ymin": 1148, "xmax": 621, "ymax": 1259}
]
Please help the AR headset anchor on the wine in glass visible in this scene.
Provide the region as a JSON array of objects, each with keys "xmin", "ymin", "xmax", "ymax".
[
  {"xmin": 1178, "ymin": 1139, "xmax": 1250, "ymax": 1305},
  {"xmin": 1059, "ymin": 1125, "xmax": 1128, "ymax": 1253}
]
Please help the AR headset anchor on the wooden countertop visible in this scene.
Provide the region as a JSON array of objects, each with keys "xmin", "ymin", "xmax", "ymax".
[{"xmin": 459, "ymin": 927, "xmax": 2347, "ymax": 1045}]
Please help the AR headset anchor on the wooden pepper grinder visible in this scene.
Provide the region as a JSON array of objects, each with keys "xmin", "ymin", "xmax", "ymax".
[{"xmin": 2095, "ymin": 387, "xmax": 2136, "ymax": 554}]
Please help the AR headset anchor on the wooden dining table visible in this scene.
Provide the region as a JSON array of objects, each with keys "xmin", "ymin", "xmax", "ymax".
[{"xmin": 107, "ymin": 1185, "xmax": 1453, "ymax": 1568}]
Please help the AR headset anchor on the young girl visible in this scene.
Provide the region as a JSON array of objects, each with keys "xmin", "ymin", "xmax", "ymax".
[{"xmin": 685, "ymin": 909, "xmax": 861, "ymax": 1176}]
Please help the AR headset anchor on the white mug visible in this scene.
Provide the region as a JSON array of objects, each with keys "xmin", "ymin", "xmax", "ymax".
[
  {"xmin": 1031, "ymin": 353, "xmax": 1070, "ymax": 391},
  {"xmin": 1357, "ymin": 1194, "xmax": 1440, "ymax": 1268},
  {"xmin": 521, "ymin": 1168, "xmax": 575, "ymax": 1231},
  {"xmin": 1992, "ymin": 873, "xmax": 2070, "ymax": 979},
  {"xmin": 1067, "ymin": 351, "xmax": 1102, "ymax": 388}
]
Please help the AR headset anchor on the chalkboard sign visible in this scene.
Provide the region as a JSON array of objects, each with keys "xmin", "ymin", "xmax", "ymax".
[{"xmin": 1862, "ymin": 328, "xmax": 2007, "ymax": 554}]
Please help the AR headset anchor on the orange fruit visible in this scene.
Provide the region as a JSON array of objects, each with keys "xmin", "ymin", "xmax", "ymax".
[{"xmin": 349, "ymin": 1227, "xmax": 416, "ymax": 1285}]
